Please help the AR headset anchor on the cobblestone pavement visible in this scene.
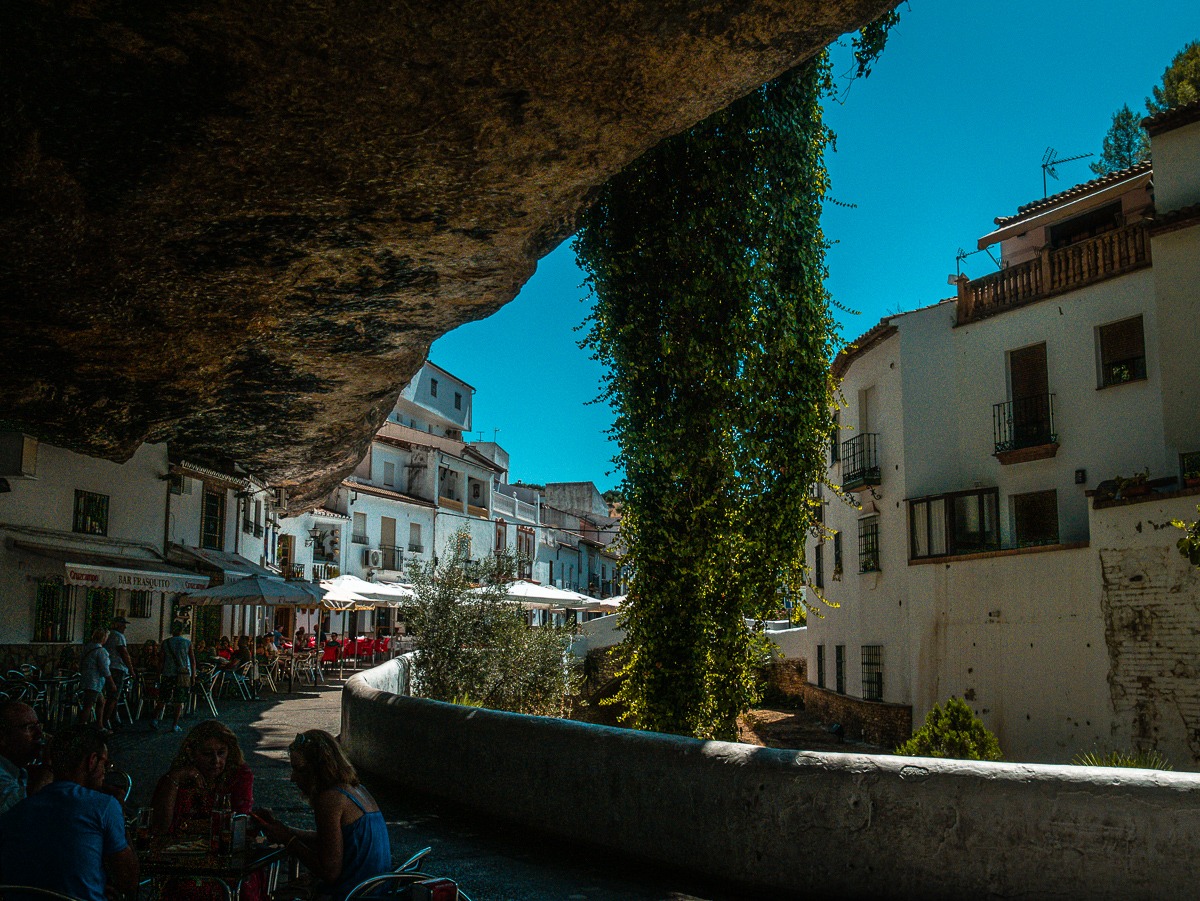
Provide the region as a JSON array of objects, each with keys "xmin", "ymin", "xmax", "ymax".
[{"xmin": 107, "ymin": 681, "xmax": 748, "ymax": 901}]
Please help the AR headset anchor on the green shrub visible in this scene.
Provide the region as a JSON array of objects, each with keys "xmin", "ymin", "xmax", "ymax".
[
  {"xmin": 895, "ymin": 697, "xmax": 1002, "ymax": 760},
  {"xmin": 1072, "ymin": 749, "xmax": 1173, "ymax": 770}
]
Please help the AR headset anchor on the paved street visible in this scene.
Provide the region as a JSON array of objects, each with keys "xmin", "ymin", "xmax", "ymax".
[{"xmin": 108, "ymin": 681, "xmax": 750, "ymax": 901}]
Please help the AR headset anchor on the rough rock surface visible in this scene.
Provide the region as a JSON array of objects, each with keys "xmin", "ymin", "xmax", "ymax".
[{"xmin": 1, "ymin": 0, "xmax": 895, "ymax": 505}]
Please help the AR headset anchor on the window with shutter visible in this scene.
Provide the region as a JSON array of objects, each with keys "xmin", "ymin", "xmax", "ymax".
[{"xmin": 1098, "ymin": 316, "xmax": 1146, "ymax": 387}]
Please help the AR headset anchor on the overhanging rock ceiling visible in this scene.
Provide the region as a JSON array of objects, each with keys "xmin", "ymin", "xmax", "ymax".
[{"xmin": 1, "ymin": 0, "xmax": 896, "ymax": 506}]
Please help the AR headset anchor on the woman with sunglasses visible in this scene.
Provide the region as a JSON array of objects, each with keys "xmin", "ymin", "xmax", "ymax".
[{"xmin": 254, "ymin": 730, "xmax": 390, "ymax": 901}]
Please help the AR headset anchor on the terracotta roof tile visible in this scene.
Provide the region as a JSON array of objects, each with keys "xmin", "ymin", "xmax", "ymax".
[
  {"xmin": 993, "ymin": 162, "xmax": 1152, "ymax": 228},
  {"xmin": 1149, "ymin": 202, "xmax": 1200, "ymax": 235},
  {"xmin": 1141, "ymin": 98, "xmax": 1200, "ymax": 136}
]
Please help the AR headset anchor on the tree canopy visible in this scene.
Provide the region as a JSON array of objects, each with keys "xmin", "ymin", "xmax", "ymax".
[
  {"xmin": 1147, "ymin": 40, "xmax": 1200, "ymax": 114},
  {"xmin": 1089, "ymin": 104, "xmax": 1149, "ymax": 176}
]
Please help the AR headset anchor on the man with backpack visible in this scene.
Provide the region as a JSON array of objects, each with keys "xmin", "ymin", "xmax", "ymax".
[{"xmin": 151, "ymin": 621, "xmax": 196, "ymax": 733}]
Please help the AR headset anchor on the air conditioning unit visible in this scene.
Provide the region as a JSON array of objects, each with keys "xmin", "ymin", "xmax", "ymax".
[
  {"xmin": 366, "ymin": 548, "xmax": 384, "ymax": 568},
  {"xmin": 0, "ymin": 433, "xmax": 37, "ymax": 477}
]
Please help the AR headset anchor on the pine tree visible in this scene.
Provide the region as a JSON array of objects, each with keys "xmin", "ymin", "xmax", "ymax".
[
  {"xmin": 1090, "ymin": 104, "xmax": 1149, "ymax": 176},
  {"xmin": 1146, "ymin": 40, "xmax": 1200, "ymax": 115}
]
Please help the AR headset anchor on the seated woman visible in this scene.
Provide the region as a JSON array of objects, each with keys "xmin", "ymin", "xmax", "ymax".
[
  {"xmin": 254, "ymin": 730, "xmax": 390, "ymax": 901},
  {"xmin": 151, "ymin": 720, "xmax": 260, "ymax": 901}
]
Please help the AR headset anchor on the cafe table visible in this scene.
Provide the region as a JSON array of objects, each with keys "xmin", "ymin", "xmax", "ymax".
[{"xmin": 138, "ymin": 834, "xmax": 289, "ymax": 901}]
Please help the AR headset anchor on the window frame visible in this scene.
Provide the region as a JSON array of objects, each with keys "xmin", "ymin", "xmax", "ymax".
[
  {"xmin": 430, "ymin": 378, "xmax": 439, "ymax": 398},
  {"xmin": 1012, "ymin": 489, "xmax": 1060, "ymax": 547},
  {"xmin": 816, "ymin": 645, "xmax": 826, "ymax": 689},
  {"xmin": 834, "ymin": 645, "xmax": 846, "ymax": 694},
  {"xmin": 813, "ymin": 541, "xmax": 824, "ymax": 589},
  {"xmin": 200, "ymin": 487, "xmax": 226, "ymax": 551},
  {"xmin": 1097, "ymin": 315, "xmax": 1146, "ymax": 389},
  {"xmin": 908, "ymin": 487, "xmax": 1000, "ymax": 561}
]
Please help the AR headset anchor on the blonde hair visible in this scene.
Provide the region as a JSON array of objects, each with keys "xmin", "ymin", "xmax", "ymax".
[{"xmin": 289, "ymin": 729, "xmax": 359, "ymax": 794}]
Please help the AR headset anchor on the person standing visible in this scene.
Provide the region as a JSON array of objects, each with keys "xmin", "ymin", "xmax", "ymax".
[
  {"xmin": 152, "ymin": 621, "xmax": 196, "ymax": 733},
  {"xmin": 0, "ymin": 725, "xmax": 139, "ymax": 901},
  {"xmin": 102, "ymin": 616, "xmax": 133, "ymax": 731},
  {"xmin": 0, "ymin": 701, "xmax": 50, "ymax": 815},
  {"xmin": 79, "ymin": 628, "xmax": 115, "ymax": 726}
]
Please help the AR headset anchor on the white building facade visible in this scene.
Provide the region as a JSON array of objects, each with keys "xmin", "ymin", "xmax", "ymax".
[{"xmin": 803, "ymin": 100, "xmax": 1200, "ymax": 765}]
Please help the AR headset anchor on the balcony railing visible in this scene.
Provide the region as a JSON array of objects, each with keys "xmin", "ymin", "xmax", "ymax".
[
  {"xmin": 994, "ymin": 393, "xmax": 1056, "ymax": 454},
  {"xmin": 840, "ymin": 434, "xmax": 881, "ymax": 491},
  {"xmin": 958, "ymin": 222, "xmax": 1150, "ymax": 324},
  {"xmin": 286, "ymin": 563, "xmax": 306, "ymax": 581},
  {"xmin": 379, "ymin": 545, "xmax": 402, "ymax": 571},
  {"xmin": 311, "ymin": 562, "xmax": 340, "ymax": 581}
]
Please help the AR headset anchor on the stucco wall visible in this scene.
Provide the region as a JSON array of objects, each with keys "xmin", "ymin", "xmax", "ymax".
[{"xmin": 342, "ymin": 660, "xmax": 1200, "ymax": 900}]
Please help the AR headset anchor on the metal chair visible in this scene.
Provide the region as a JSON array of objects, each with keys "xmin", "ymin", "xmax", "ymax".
[
  {"xmin": 192, "ymin": 664, "xmax": 220, "ymax": 717},
  {"xmin": 224, "ymin": 661, "xmax": 255, "ymax": 700},
  {"xmin": 0, "ymin": 885, "xmax": 88, "ymax": 901},
  {"xmin": 344, "ymin": 871, "xmax": 471, "ymax": 901},
  {"xmin": 102, "ymin": 766, "xmax": 132, "ymax": 807}
]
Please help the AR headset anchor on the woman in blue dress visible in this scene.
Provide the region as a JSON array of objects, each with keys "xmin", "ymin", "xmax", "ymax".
[{"xmin": 254, "ymin": 730, "xmax": 390, "ymax": 901}]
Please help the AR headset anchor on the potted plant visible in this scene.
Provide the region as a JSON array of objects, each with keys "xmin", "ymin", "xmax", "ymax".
[
  {"xmin": 1184, "ymin": 467, "xmax": 1200, "ymax": 490},
  {"xmin": 1116, "ymin": 468, "xmax": 1152, "ymax": 499}
]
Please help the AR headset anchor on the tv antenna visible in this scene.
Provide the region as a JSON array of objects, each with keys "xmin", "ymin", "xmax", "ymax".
[{"xmin": 1041, "ymin": 147, "xmax": 1093, "ymax": 198}]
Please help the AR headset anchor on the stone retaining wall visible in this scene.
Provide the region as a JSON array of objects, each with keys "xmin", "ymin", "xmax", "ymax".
[
  {"xmin": 342, "ymin": 659, "xmax": 1200, "ymax": 901},
  {"xmin": 798, "ymin": 682, "xmax": 913, "ymax": 749}
]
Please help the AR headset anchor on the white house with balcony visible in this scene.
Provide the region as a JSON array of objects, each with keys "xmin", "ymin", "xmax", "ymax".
[
  {"xmin": 0, "ymin": 437, "xmax": 209, "ymax": 661},
  {"xmin": 802, "ymin": 99, "xmax": 1200, "ymax": 766}
]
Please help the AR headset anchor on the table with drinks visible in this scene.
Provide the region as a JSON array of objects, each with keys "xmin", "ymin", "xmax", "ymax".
[{"xmin": 130, "ymin": 804, "xmax": 289, "ymax": 901}]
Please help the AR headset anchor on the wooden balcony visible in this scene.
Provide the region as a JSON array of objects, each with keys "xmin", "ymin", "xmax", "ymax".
[{"xmin": 957, "ymin": 223, "xmax": 1150, "ymax": 325}]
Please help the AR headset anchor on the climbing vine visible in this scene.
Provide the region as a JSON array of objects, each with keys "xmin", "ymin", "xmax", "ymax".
[{"xmin": 574, "ymin": 15, "xmax": 899, "ymax": 741}]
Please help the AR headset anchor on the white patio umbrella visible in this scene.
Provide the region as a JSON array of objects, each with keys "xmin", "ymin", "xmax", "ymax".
[
  {"xmin": 179, "ymin": 575, "xmax": 326, "ymax": 687},
  {"xmin": 322, "ymin": 574, "xmax": 415, "ymax": 605}
]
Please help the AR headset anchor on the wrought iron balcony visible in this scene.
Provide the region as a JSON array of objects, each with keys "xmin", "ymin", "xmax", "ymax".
[
  {"xmin": 994, "ymin": 393, "xmax": 1056, "ymax": 455},
  {"xmin": 840, "ymin": 433, "xmax": 881, "ymax": 492}
]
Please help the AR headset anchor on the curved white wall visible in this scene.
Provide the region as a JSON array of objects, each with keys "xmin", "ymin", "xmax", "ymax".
[{"xmin": 342, "ymin": 660, "xmax": 1200, "ymax": 900}]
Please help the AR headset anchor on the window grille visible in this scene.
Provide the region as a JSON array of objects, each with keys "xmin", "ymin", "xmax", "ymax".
[
  {"xmin": 858, "ymin": 516, "xmax": 880, "ymax": 573},
  {"xmin": 73, "ymin": 490, "xmax": 109, "ymax": 536},
  {"xmin": 835, "ymin": 645, "xmax": 846, "ymax": 694},
  {"xmin": 33, "ymin": 579, "xmax": 73, "ymax": 642},
  {"xmin": 430, "ymin": 378, "xmax": 438, "ymax": 397},
  {"xmin": 816, "ymin": 645, "xmax": 826, "ymax": 689},
  {"xmin": 1098, "ymin": 316, "xmax": 1146, "ymax": 387},
  {"xmin": 862, "ymin": 645, "xmax": 883, "ymax": 701},
  {"xmin": 813, "ymin": 542, "xmax": 824, "ymax": 589},
  {"xmin": 833, "ymin": 532, "xmax": 843, "ymax": 578},
  {"xmin": 128, "ymin": 590, "xmax": 153, "ymax": 619}
]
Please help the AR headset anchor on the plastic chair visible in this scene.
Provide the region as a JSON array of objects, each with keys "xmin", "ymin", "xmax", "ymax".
[{"xmin": 319, "ymin": 644, "xmax": 340, "ymax": 673}]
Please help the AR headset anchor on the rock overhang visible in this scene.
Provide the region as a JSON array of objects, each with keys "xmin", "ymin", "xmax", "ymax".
[{"xmin": 0, "ymin": 0, "xmax": 898, "ymax": 506}]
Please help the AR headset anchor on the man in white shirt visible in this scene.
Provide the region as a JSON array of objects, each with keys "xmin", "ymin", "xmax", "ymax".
[{"xmin": 102, "ymin": 616, "xmax": 133, "ymax": 731}]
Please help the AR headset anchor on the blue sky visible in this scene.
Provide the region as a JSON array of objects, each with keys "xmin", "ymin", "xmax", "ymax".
[{"xmin": 432, "ymin": 0, "xmax": 1200, "ymax": 492}]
